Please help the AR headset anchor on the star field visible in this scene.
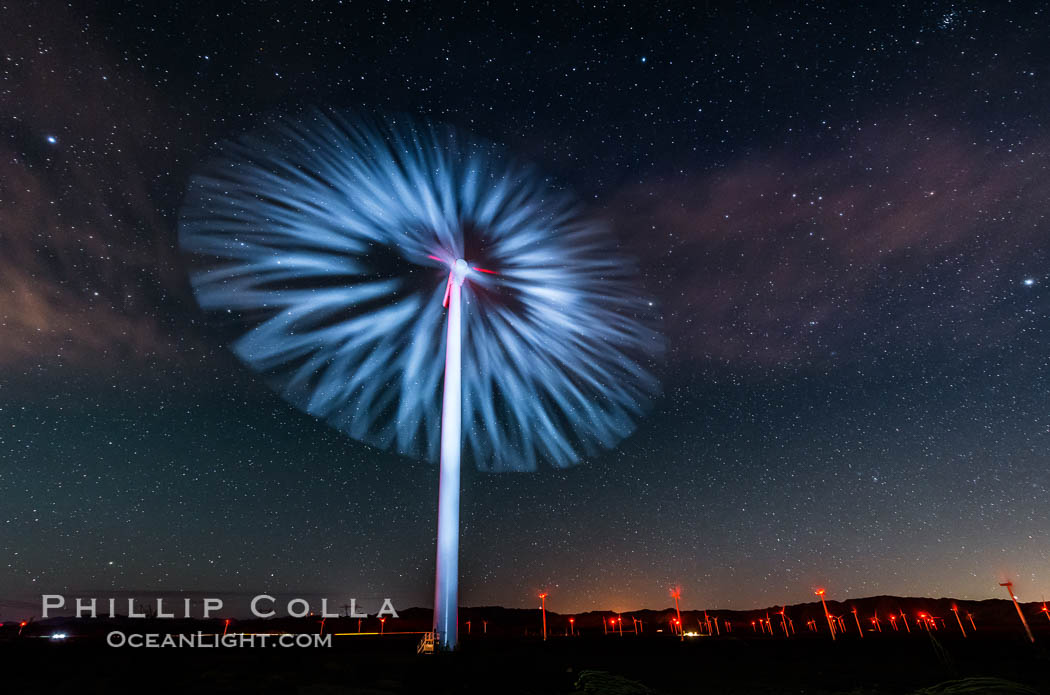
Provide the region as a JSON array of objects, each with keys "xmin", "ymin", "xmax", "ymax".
[{"xmin": 1, "ymin": 2, "xmax": 1049, "ymax": 617}]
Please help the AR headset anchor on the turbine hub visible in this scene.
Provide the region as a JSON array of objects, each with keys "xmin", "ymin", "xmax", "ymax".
[{"xmin": 451, "ymin": 258, "xmax": 470, "ymax": 285}]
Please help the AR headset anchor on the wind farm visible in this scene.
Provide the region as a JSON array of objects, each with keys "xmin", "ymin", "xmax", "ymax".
[{"xmin": 5, "ymin": 587, "xmax": 1050, "ymax": 694}]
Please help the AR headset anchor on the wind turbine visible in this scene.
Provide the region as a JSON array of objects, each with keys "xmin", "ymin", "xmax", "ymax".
[
  {"xmin": 950, "ymin": 604, "xmax": 967, "ymax": 637},
  {"xmin": 1000, "ymin": 581, "xmax": 1035, "ymax": 643},
  {"xmin": 179, "ymin": 110, "xmax": 661, "ymax": 652},
  {"xmin": 851, "ymin": 606, "xmax": 864, "ymax": 638},
  {"xmin": 670, "ymin": 588, "xmax": 684, "ymax": 641},
  {"xmin": 538, "ymin": 593, "xmax": 548, "ymax": 641},
  {"xmin": 816, "ymin": 588, "xmax": 836, "ymax": 640}
]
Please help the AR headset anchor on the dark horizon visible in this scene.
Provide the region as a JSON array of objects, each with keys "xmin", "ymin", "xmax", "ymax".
[{"xmin": 12, "ymin": 594, "xmax": 1050, "ymax": 644}]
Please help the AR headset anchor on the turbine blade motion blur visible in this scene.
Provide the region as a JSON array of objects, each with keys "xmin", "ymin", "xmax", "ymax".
[{"xmin": 178, "ymin": 108, "xmax": 662, "ymax": 472}]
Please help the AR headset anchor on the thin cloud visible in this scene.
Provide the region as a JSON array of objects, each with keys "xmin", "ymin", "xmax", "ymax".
[
  {"xmin": 0, "ymin": 5, "xmax": 190, "ymax": 369},
  {"xmin": 612, "ymin": 120, "xmax": 1048, "ymax": 368}
]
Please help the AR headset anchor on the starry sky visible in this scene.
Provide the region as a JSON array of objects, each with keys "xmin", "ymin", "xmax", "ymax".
[{"xmin": 2, "ymin": 2, "xmax": 1049, "ymax": 618}]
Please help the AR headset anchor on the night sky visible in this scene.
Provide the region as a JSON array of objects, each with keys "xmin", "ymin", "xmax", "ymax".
[{"xmin": 2, "ymin": 2, "xmax": 1049, "ymax": 618}]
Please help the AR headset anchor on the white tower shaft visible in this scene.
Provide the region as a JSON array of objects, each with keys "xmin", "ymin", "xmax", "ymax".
[{"xmin": 433, "ymin": 260, "xmax": 468, "ymax": 649}]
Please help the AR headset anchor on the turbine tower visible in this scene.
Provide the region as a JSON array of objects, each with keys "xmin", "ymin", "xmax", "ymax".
[
  {"xmin": 538, "ymin": 592, "xmax": 548, "ymax": 641},
  {"xmin": 816, "ymin": 588, "xmax": 836, "ymax": 640},
  {"xmin": 434, "ymin": 258, "xmax": 468, "ymax": 647}
]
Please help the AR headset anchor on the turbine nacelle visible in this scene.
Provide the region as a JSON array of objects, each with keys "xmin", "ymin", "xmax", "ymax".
[
  {"xmin": 438, "ymin": 257, "xmax": 496, "ymax": 308},
  {"xmin": 452, "ymin": 258, "xmax": 470, "ymax": 284}
]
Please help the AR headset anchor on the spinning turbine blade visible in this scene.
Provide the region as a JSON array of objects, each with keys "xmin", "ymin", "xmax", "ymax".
[{"xmin": 442, "ymin": 272, "xmax": 453, "ymax": 309}]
